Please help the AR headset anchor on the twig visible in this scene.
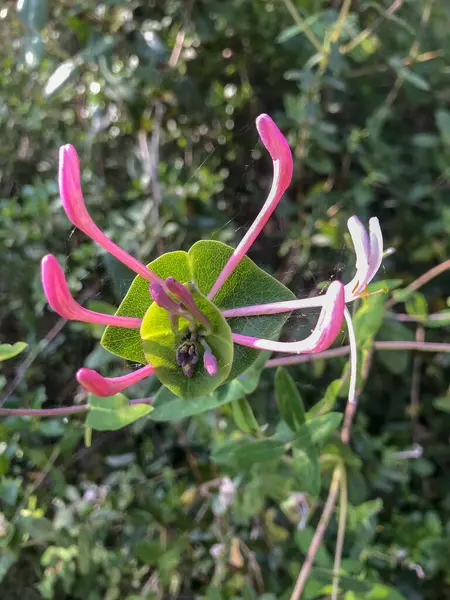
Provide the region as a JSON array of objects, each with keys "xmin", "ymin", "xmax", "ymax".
[
  {"xmin": 0, "ymin": 317, "xmax": 67, "ymax": 407},
  {"xmin": 138, "ymin": 101, "xmax": 165, "ymax": 255},
  {"xmin": 289, "ymin": 467, "xmax": 341, "ymax": 600},
  {"xmin": 0, "ymin": 397, "xmax": 154, "ymax": 418},
  {"xmin": 341, "ymin": 347, "xmax": 373, "ymax": 445},
  {"xmin": 341, "ymin": 0, "xmax": 404, "ymax": 54},
  {"xmin": 348, "ymin": 50, "xmax": 442, "ymax": 78},
  {"xmin": 331, "ymin": 464, "xmax": 348, "ymax": 600},
  {"xmin": 386, "ymin": 258, "xmax": 450, "ymax": 309},
  {"xmin": 410, "ymin": 325, "xmax": 425, "ymax": 442},
  {"xmin": 176, "ymin": 423, "xmax": 203, "ymax": 483},
  {"xmin": 12, "ymin": 446, "xmax": 61, "ymax": 522},
  {"xmin": 281, "ymin": 0, "xmax": 323, "ymax": 52},
  {"xmin": 0, "ymin": 283, "xmax": 101, "ymax": 408},
  {"xmin": 168, "ymin": 28, "xmax": 186, "ymax": 68},
  {"xmin": 264, "ymin": 340, "xmax": 450, "ymax": 368},
  {"xmin": 388, "ymin": 311, "xmax": 450, "ymax": 323}
]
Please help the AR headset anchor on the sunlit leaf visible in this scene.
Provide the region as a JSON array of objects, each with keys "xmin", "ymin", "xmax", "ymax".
[
  {"xmin": 0, "ymin": 342, "xmax": 28, "ymax": 362},
  {"xmin": 275, "ymin": 367, "xmax": 306, "ymax": 432},
  {"xmin": 149, "ymin": 352, "xmax": 269, "ymax": 421},
  {"xmin": 86, "ymin": 393, "xmax": 153, "ymax": 431},
  {"xmin": 102, "ymin": 241, "xmax": 294, "ymax": 390}
]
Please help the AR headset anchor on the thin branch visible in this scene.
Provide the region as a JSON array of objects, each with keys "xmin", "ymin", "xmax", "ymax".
[
  {"xmin": 0, "ymin": 397, "xmax": 154, "ymax": 418},
  {"xmin": 410, "ymin": 325, "xmax": 425, "ymax": 442},
  {"xmin": 341, "ymin": 0, "xmax": 404, "ymax": 54},
  {"xmin": 0, "ymin": 317, "xmax": 67, "ymax": 407},
  {"xmin": 388, "ymin": 311, "xmax": 450, "ymax": 323},
  {"xmin": 386, "ymin": 258, "xmax": 450, "ymax": 309},
  {"xmin": 264, "ymin": 340, "xmax": 450, "ymax": 368},
  {"xmin": 0, "ymin": 283, "xmax": 101, "ymax": 408},
  {"xmin": 289, "ymin": 467, "xmax": 341, "ymax": 600},
  {"xmin": 331, "ymin": 465, "xmax": 348, "ymax": 600},
  {"xmin": 138, "ymin": 101, "xmax": 165, "ymax": 254},
  {"xmin": 168, "ymin": 28, "xmax": 186, "ymax": 67},
  {"xmin": 281, "ymin": 0, "xmax": 323, "ymax": 52}
]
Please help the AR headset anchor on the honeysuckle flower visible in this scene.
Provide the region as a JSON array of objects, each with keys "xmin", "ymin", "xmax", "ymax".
[{"xmin": 41, "ymin": 113, "xmax": 382, "ymax": 403}]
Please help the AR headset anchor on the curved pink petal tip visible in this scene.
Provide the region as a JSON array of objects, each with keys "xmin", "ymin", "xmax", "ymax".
[
  {"xmin": 203, "ymin": 350, "xmax": 218, "ymax": 376},
  {"xmin": 231, "ymin": 281, "xmax": 345, "ymax": 354},
  {"xmin": 41, "ymin": 254, "xmax": 142, "ymax": 328},
  {"xmin": 41, "ymin": 254, "xmax": 82, "ymax": 320},
  {"xmin": 207, "ymin": 114, "xmax": 293, "ymax": 300},
  {"xmin": 59, "ymin": 144, "xmax": 90, "ymax": 232},
  {"xmin": 58, "ymin": 144, "xmax": 164, "ymax": 285},
  {"xmin": 256, "ymin": 113, "xmax": 293, "ymax": 189},
  {"xmin": 76, "ymin": 364, "xmax": 154, "ymax": 396}
]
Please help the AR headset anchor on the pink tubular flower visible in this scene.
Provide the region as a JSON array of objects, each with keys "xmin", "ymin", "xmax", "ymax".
[
  {"xmin": 207, "ymin": 114, "xmax": 293, "ymax": 300},
  {"xmin": 41, "ymin": 254, "xmax": 142, "ymax": 329},
  {"xmin": 40, "ymin": 113, "xmax": 382, "ymax": 403},
  {"xmin": 231, "ymin": 282, "xmax": 345, "ymax": 354},
  {"xmin": 59, "ymin": 144, "xmax": 164, "ymax": 286},
  {"xmin": 76, "ymin": 364, "xmax": 154, "ymax": 396},
  {"xmin": 200, "ymin": 339, "xmax": 219, "ymax": 376},
  {"xmin": 345, "ymin": 216, "xmax": 383, "ymax": 301}
]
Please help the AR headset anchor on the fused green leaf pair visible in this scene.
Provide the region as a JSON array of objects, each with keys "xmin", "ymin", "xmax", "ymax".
[{"xmin": 101, "ymin": 240, "xmax": 294, "ymax": 398}]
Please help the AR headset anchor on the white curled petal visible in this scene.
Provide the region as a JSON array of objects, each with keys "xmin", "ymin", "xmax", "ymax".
[
  {"xmin": 366, "ymin": 217, "xmax": 383, "ymax": 283},
  {"xmin": 344, "ymin": 216, "xmax": 371, "ymax": 299}
]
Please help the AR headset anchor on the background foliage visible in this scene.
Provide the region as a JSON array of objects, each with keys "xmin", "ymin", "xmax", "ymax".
[{"xmin": 1, "ymin": 0, "xmax": 450, "ymax": 598}]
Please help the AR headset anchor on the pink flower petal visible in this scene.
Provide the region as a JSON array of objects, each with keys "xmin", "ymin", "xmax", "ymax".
[
  {"xmin": 207, "ymin": 114, "xmax": 293, "ymax": 300},
  {"xmin": 231, "ymin": 281, "xmax": 345, "ymax": 354},
  {"xmin": 76, "ymin": 363, "xmax": 154, "ymax": 396},
  {"xmin": 165, "ymin": 278, "xmax": 212, "ymax": 332},
  {"xmin": 41, "ymin": 254, "xmax": 142, "ymax": 328},
  {"xmin": 150, "ymin": 282, "xmax": 181, "ymax": 313},
  {"xmin": 59, "ymin": 144, "xmax": 164, "ymax": 285},
  {"xmin": 344, "ymin": 216, "xmax": 371, "ymax": 299},
  {"xmin": 203, "ymin": 348, "xmax": 218, "ymax": 376},
  {"xmin": 366, "ymin": 217, "xmax": 383, "ymax": 283}
]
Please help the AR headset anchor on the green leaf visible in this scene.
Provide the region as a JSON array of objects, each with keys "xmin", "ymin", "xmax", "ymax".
[
  {"xmin": 102, "ymin": 241, "xmax": 293, "ymax": 385},
  {"xmin": 295, "ymin": 527, "xmax": 332, "ymax": 567},
  {"xmin": 388, "ymin": 57, "xmax": 430, "ymax": 91},
  {"xmin": 141, "ymin": 286, "xmax": 233, "ymax": 398},
  {"xmin": 297, "ymin": 413, "xmax": 343, "ymax": 446},
  {"xmin": 102, "ymin": 251, "xmax": 190, "ymax": 365},
  {"xmin": 307, "ymin": 380, "xmax": 341, "ymax": 419},
  {"xmin": 231, "ymin": 397, "xmax": 260, "ymax": 433},
  {"xmin": 377, "ymin": 320, "xmax": 414, "ymax": 374},
  {"xmin": 0, "ymin": 479, "xmax": 20, "ymax": 506},
  {"xmin": 0, "ymin": 551, "xmax": 16, "ymax": 584},
  {"xmin": 292, "ymin": 428, "xmax": 320, "ymax": 496},
  {"xmin": 405, "ymin": 291, "xmax": 428, "ymax": 321},
  {"xmin": 436, "ymin": 109, "xmax": 450, "ymax": 146},
  {"xmin": 366, "ymin": 584, "xmax": 407, "ymax": 600},
  {"xmin": 212, "ymin": 438, "xmax": 286, "ymax": 469},
  {"xmin": 0, "ymin": 342, "xmax": 28, "ymax": 362},
  {"xmin": 353, "ymin": 294, "xmax": 384, "ymax": 349},
  {"xmin": 275, "ymin": 367, "xmax": 306, "ymax": 431},
  {"xmin": 310, "ymin": 568, "xmax": 372, "ymax": 593},
  {"xmin": 149, "ymin": 352, "xmax": 269, "ymax": 422},
  {"xmin": 17, "ymin": 517, "xmax": 54, "ymax": 543},
  {"xmin": 134, "ymin": 540, "xmax": 162, "ymax": 563},
  {"xmin": 86, "ymin": 393, "xmax": 153, "ymax": 431},
  {"xmin": 433, "ymin": 396, "xmax": 450, "ymax": 413}
]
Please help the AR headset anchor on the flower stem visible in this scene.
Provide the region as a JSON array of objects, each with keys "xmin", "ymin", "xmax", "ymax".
[
  {"xmin": 289, "ymin": 467, "xmax": 341, "ymax": 600},
  {"xmin": 331, "ymin": 464, "xmax": 348, "ymax": 600},
  {"xmin": 0, "ymin": 397, "xmax": 154, "ymax": 418},
  {"xmin": 264, "ymin": 340, "xmax": 450, "ymax": 368}
]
